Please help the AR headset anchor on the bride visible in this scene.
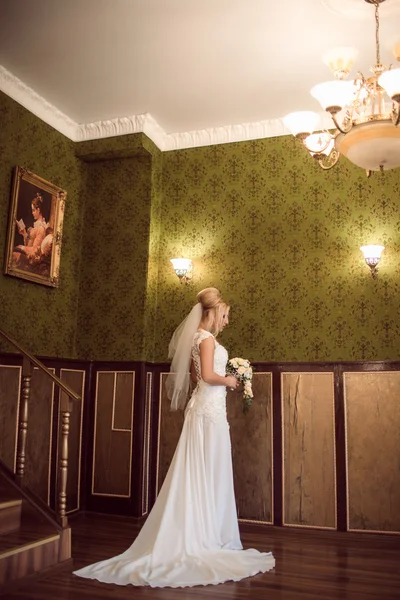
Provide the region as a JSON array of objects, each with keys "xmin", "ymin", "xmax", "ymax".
[{"xmin": 74, "ymin": 287, "xmax": 275, "ymax": 587}]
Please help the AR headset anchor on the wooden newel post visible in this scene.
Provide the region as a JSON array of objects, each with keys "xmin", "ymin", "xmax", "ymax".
[
  {"xmin": 16, "ymin": 356, "xmax": 33, "ymax": 482},
  {"xmin": 58, "ymin": 390, "xmax": 72, "ymax": 527}
]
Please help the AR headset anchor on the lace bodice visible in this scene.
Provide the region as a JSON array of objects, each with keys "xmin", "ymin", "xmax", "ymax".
[
  {"xmin": 192, "ymin": 329, "xmax": 228, "ymax": 379},
  {"xmin": 185, "ymin": 329, "xmax": 229, "ymax": 423}
]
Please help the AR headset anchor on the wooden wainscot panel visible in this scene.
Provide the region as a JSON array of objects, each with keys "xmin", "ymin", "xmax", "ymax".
[
  {"xmin": 228, "ymin": 372, "xmax": 273, "ymax": 523},
  {"xmin": 282, "ymin": 372, "xmax": 336, "ymax": 529},
  {"xmin": 156, "ymin": 373, "xmax": 184, "ymax": 494},
  {"xmin": 92, "ymin": 371, "xmax": 135, "ymax": 498},
  {"xmin": 57, "ymin": 369, "xmax": 85, "ymax": 513},
  {"xmin": 24, "ymin": 367, "xmax": 55, "ymax": 503},
  {"xmin": 0, "ymin": 364, "xmax": 21, "ymax": 471},
  {"xmin": 344, "ymin": 371, "xmax": 400, "ymax": 534}
]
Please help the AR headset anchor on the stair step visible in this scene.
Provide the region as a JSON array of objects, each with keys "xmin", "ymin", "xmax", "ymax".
[
  {"xmin": 0, "ymin": 498, "xmax": 22, "ymax": 535},
  {"xmin": 0, "ymin": 467, "xmax": 71, "ymax": 587},
  {"xmin": 0, "ymin": 533, "xmax": 59, "ymax": 559},
  {"xmin": 0, "ymin": 533, "xmax": 61, "ymax": 586},
  {"xmin": 0, "ymin": 506, "xmax": 57, "ymax": 555}
]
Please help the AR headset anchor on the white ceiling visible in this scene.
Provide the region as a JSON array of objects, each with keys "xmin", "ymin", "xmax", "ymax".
[{"xmin": 0, "ymin": 0, "xmax": 399, "ymax": 148}]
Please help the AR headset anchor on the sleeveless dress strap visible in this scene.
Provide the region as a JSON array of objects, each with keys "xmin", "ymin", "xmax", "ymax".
[{"xmin": 193, "ymin": 329, "xmax": 214, "ymax": 350}]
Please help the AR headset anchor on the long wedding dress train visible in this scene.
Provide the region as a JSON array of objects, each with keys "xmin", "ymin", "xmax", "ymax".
[{"xmin": 73, "ymin": 329, "xmax": 275, "ymax": 587}]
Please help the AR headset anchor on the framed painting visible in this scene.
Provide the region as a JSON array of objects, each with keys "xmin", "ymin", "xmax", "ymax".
[{"xmin": 4, "ymin": 167, "xmax": 66, "ymax": 288}]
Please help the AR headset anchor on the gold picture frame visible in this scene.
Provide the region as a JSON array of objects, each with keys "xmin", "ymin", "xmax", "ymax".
[{"xmin": 4, "ymin": 167, "xmax": 66, "ymax": 288}]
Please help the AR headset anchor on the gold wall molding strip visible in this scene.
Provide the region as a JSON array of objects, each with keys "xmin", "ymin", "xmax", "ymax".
[{"xmin": 141, "ymin": 371, "xmax": 153, "ymax": 516}]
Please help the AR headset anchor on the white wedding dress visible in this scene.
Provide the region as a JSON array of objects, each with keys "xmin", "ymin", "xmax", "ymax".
[{"xmin": 73, "ymin": 329, "xmax": 275, "ymax": 587}]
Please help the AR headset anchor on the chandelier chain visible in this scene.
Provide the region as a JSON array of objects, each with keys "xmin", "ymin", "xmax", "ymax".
[{"xmin": 374, "ymin": 1, "xmax": 380, "ymax": 65}]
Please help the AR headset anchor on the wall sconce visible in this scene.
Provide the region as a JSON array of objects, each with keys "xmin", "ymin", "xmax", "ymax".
[
  {"xmin": 170, "ymin": 258, "xmax": 193, "ymax": 284},
  {"xmin": 360, "ymin": 245, "xmax": 384, "ymax": 279}
]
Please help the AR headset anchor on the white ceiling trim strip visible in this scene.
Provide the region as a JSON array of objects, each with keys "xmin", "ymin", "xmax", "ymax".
[
  {"xmin": 0, "ymin": 64, "xmax": 291, "ymax": 151},
  {"xmin": 0, "ymin": 65, "xmax": 79, "ymax": 141}
]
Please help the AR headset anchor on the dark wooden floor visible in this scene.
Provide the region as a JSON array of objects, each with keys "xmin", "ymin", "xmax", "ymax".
[{"xmin": 2, "ymin": 513, "xmax": 400, "ymax": 599}]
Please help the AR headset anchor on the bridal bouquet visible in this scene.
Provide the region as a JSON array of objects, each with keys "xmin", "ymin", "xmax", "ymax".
[{"xmin": 226, "ymin": 357, "xmax": 253, "ymax": 414}]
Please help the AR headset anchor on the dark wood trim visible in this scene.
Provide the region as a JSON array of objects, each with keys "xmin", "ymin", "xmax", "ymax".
[
  {"xmin": 147, "ymin": 364, "xmax": 165, "ymax": 510},
  {"xmin": 271, "ymin": 366, "xmax": 283, "ymax": 526},
  {"xmin": 130, "ymin": 362, "xmax": 147, "ymax": 517},
  {"xmin": 79, "ymin": 360, "xmax": 94, "ymax": 513},
  {"xmin": 48, "ymin": 378, "xmax": 59, "ymax": 514},
  {"xmin": 2, "ymin": 353, "xmax": 400, "ymax": 532},
  {"xmin": 335, "ymin": 365, "xmax": 347, "ymax": 531}
]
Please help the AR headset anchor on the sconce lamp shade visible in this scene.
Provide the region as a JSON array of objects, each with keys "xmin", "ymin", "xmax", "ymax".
[
  {"xmin": 360, "ymin": 245, "xmax": 384, "ymax": 279},
  {"xmin": 170, "ymin": 258, "xmax": 193, "ymax": 284},
  {"xmin": 360, "ymin": 245, "xmax": 384, "ymax": 263}
]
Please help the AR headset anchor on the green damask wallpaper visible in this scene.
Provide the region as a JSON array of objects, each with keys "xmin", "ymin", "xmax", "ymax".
[
  {"xmin": 1, "ymin": 88, "xmax": 399, "ymax": 363},
  {"xmin": 0, "ymin": 91, "xmax": 85, "ymax": 358},
  {"xmin": 142, "ymin": 143, "xmax": 163, "ymax": 361},
  {"xmin": 75, "ymin": 154, "xmax": 152, "ymax": 360},
  {"xmin": 154, "ymin": 138, "xmax": 400, "ymax": 362},
  {"xmin": 74, "ymin": 133, "xmax": 162, "ymax": 361}
]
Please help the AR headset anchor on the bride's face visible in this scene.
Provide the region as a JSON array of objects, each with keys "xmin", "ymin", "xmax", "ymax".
[{"xmin": 221, "ymin": 308, "xmax": 230, "ymax": 330}]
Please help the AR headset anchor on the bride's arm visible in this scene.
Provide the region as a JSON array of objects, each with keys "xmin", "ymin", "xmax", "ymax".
[{"xmin": 199, "ymin": 337, "xmax": 238, "ymax": 388}]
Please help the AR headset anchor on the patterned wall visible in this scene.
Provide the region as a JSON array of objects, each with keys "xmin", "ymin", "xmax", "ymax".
[
  {"xmin": 154, "ymin": 138, "xmax": 400, "ymax": 362},
  {"xmin": 75, "ymin": 153, "xmax": 152, "ymax": 361},
  {"xmin": 0, "ymin": 91, "xmax": 85, "ymax": 358},
  {"xmin": 1, "ymin": 89, "xmax": 400, "ymax": 363},
  {"xmin": 0, "ymin": 93, "xmax": 159, "ymax": 362},
  {"xmin": 73, "ymin": 134, "xmax": 163, "ymax": 360},
  {"xmin": 142, "ymin": 138, "xmax": 163, "ymax": 361}
]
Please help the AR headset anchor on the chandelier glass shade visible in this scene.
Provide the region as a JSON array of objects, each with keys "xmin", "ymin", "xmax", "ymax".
[{"xmin": 282, "ymin": 0, "xmax": 400, "ymax": 174}]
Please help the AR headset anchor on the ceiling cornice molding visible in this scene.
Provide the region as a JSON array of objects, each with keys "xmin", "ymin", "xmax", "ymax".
[
  {"xmin": 0, "ymin": 65, "xmax": 79, "ymax": 140},
  {"xmin": 76, "ymin": 113, "xmax": 168, "ymax": 149},
  {"xmin": 0, "ymin": 64, "xmax": 292, "ymax": 151},
  {"xmin": 163, "ymin": 119, "xmax": 288, "ymax": 151}
]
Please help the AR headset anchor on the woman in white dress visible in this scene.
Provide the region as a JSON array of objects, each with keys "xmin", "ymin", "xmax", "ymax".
[{"xmin": 74, "ymin": 287, "xmax": 275, "ymax": 587}]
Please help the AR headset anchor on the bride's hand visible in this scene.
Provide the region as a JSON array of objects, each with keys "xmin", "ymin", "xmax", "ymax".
[{"xmin": 226, "ymin": 375, "xmax": 239, "ymax": 390}]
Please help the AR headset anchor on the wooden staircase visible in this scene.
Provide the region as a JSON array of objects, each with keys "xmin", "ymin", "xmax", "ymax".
[
  {"xmin": 0, "ymin": 467, "xmax": 71, "ymax": 589},
  {"xmin": 0, "ymin": 329, "xmax": 79, "ymax": 592},
  {"xmin": 0, "ymin": 493, "xmax": 22, "ymax": 536}
]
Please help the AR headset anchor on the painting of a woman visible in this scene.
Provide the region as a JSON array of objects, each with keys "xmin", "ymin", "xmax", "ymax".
[
  {"xmin": 12, "ymin": 193, "xmax": 52, "ymax": 276},
  {"xmin": 4, "ymin": 167, "xmax": 66, "ymax": 287}
]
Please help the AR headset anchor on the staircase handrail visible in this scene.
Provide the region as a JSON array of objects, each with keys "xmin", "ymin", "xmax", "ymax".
[{"xmin": 0, "ymin": 327, "xmax": 80, "ymax": 402}]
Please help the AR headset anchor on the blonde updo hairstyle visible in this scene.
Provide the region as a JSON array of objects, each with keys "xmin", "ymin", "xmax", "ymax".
[{"xmin": 197, "ymin": 287, "xmax": 229, "ymax": 336}]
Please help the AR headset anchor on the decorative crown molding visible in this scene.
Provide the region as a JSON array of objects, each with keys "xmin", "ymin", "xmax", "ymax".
[
  {"xmin": 162, "ymin": 119, "xmax": 289, "ymax": 151},
  {"xmin": 0, "ymin": 65, "xmax": 79, "ymax": 140},
  {"xmin": 75, "ymin": 113, "xmax": 168, "ymax": 149},
  {"xmin": 0, "ymin": 64, "xmax": 295, "ymax": 151}
]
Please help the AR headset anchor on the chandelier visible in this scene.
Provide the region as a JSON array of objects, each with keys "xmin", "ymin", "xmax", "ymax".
[{"xmin": 282, "ymin": 0, "xmax": 400, "ymax": 174}]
